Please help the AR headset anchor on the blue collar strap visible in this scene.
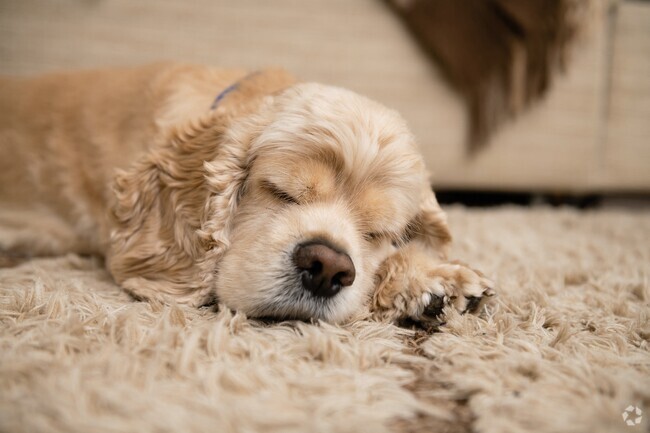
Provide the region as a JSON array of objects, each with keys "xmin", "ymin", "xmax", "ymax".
[{"xmin": 210, "ymin": 71, "xmax": 261, "ymax": 110}]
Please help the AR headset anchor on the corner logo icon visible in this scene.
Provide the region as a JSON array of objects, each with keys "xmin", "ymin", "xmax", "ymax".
[{"xmin": 622, "ymin": 406, "xmax": 642, "ymax": 427}]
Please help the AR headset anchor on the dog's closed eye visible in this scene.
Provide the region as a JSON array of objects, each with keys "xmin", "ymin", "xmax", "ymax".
[
  {"xmin": 364, "ymin": 231, "xmax": 383, "ymax": 242},
  {"xmin": 261, "ymin": 180, "xmax": 298, "ymax": 205},
  {"xmin": 365, "ymin": 229, "xmax": 411, "ymax": 248}
]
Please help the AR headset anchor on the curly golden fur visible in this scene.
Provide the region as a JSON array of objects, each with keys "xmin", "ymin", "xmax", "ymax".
[{"xmin": 0, "ymin": 63, "xmax": 494, "ymax": 324}]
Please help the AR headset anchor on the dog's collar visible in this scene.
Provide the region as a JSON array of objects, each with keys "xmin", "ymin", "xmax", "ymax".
[{"xmin": 210, "ymin": 71, "xmax": 261, "ymax": 110}]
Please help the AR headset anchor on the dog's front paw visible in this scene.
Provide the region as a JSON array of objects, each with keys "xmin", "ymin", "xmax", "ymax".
[
  {"xmin": 416, "ymin": 262, "xmax": 496, "ymax": 321},
  {"xmin": 373, "ymin": 260, "xmax": 496, "ymax": 327}
]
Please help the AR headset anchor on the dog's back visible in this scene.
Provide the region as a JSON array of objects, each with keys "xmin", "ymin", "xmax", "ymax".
[
  {"xmin": 0, "ymin": 63, "xmax": 254, "ymax": 255},
  {"xmin": 0, "ymin": 65, "xmax": 169, "ymax": 254}
]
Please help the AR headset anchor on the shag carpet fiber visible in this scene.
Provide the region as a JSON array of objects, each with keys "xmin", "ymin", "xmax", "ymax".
[{"xmin": 1, "ymin": 206, "xmax": 649, "ymax": 433}]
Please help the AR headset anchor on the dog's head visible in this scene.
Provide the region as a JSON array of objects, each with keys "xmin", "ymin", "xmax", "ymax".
[{"xmin": 107, "ymin": 81, "xmax": 450, "ymax": 323}]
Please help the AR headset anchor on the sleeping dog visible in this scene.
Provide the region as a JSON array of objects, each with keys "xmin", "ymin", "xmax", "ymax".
[{"xmin": 0, "ymin": 63, "xmax": 495, "ymax": 324}]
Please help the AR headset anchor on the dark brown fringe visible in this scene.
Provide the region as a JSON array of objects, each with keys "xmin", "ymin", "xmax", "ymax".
[{"xmin": 387, "ymin": 0, "xmax": 586, "ymax": 152}]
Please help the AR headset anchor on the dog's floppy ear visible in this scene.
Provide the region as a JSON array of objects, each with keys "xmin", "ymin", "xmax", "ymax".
[
  {"xmin": 406, "ymin": 178, "xmax": 452, "ymax": 259},
  {"xmin": 106, "ymin": 114, "xmax": 250, "ymax": 306},
  {"xmin": 107, "ymin": 69, "xmax": 296, "ymax": 306}
]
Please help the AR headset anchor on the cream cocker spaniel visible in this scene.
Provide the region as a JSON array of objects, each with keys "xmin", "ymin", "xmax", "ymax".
[{"xmin": 0, "ymin": 64, "xmax": 495, "ymax": 324}]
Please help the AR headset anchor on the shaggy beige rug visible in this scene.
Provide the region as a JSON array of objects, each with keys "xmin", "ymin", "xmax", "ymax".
[{"xmin": 1, "ymin": 206, "xmax": 648, "ymax": 433}]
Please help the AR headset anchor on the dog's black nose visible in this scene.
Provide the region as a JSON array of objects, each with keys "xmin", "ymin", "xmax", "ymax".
[{"xmin": 293, "ymin": 241, "xmax": 356, "ymax": 298}]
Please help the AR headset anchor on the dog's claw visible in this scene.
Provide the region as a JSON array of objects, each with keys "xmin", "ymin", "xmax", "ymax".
[
  {"xmin": 465, "ymin": 296, "xmax": 482, "ymax": 314},
  {"xmin": 422, "ymin": 294, "xmax": 445, "ymax": 318}
]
